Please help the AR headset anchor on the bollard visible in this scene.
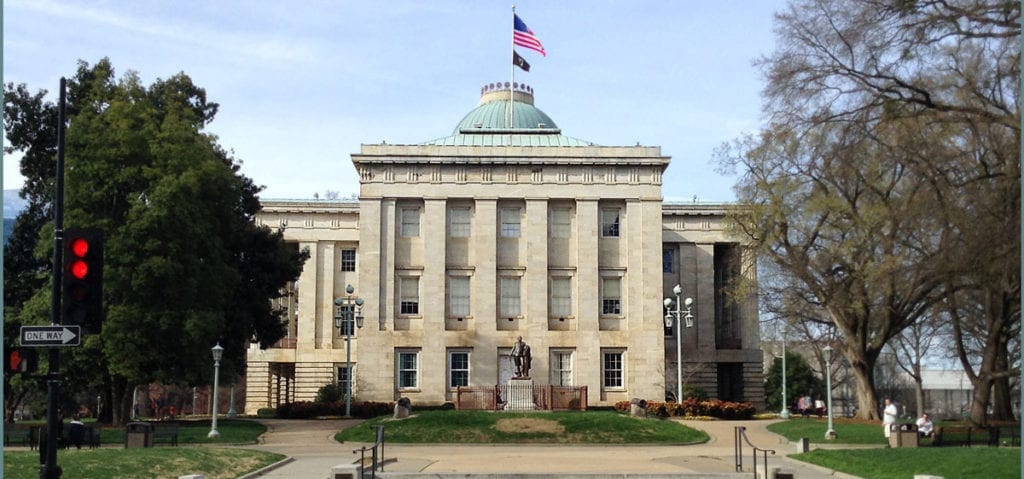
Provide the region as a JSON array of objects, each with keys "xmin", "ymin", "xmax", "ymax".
[
  {"xmin": 795, "ymin": 437, "xmax": 809, "ymax": 453},
  {"xmin": 178, "ymin": 475, "xmax": 205, "ymax": 479},
  {"xmin": 331, "ymin": 463, "xmax": 362, "ymax": 479}
]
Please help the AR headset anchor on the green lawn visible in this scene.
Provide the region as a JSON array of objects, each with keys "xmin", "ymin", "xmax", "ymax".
[
  {"xmin": 3, "ymin": 419, "xmax": 272, "ymax": 478},
  {"xmin": 794, "ymin": 448, "xmax": 1020, "ymax": 479},
  {"xmin": 100, "ymin": 419, "xmax": 267, "ymax": 445},
  {"xmin": 767, "ymin": 417, "xmax": 888, "ymax": 444},
  {"xmin": 11, "ymin": 418, "xmax": 266, "ymax": 446},
  {"xmin": 336, "ymin": 410, "xmax": 710, "ymax": 444},
  {"xmin": 770, "ymin": 418, "xmax": 1021, "ymax": 478},
  {"xmin": 3, "ymin": 447, "xmax": 284, "ymax": 479}
]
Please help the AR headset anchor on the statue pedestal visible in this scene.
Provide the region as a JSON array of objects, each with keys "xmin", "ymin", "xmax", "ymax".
[{"xmin": 503, "ymin": 379, "xmax": 536, "ymax": 411}]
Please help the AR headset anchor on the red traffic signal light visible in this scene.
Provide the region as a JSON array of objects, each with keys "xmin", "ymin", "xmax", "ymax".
[
  {"xmin": 6, "ymin": 347, "xmax": 37, "ymax": 373},
  {"xmin": 68, "ymin": 237, "xmax": 90, "ymax": 280},
  {"xmin": 63, "ymin": 228, "xmax": 104, "ymax": 334}
]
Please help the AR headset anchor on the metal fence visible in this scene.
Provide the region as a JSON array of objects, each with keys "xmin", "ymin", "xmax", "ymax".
[{"xmin": 455, "ymin": 385, "xmax": 588, "ymax": 411}]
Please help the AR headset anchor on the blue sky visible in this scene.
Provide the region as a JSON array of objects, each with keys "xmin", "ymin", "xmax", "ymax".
[{"xmin": 4, "ymin": 1, "xmax": 785, "ymax": 202}]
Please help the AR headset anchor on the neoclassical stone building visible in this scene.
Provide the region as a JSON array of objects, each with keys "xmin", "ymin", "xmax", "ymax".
[{"xmin": 244, "ymin": 84, "xmax": 764, "ymax": 412}]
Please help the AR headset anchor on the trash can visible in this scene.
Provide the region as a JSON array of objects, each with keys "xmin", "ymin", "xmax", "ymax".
[
  {"xmin": 125, "ymin": 422, "xmax": 153, "ymax": 448},
  {"xmin": 889, "ymin": 423, "xmax": 919, "ymax": 448}
]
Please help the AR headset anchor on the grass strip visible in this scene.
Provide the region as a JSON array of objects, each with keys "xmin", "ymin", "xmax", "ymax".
[
  {"xmin": 4, "ymin": 447, "xmax": 284, "ymax": 479},
  {"xmin": 793, "ymin": 447, "xmax": 1020, "ymax": 479},
  {"xmin": 335, "ymin": 410, "xmax": 710, "ymax": 444}
]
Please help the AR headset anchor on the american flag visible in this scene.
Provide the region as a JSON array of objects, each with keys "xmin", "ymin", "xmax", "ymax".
[{"xmin": 513, "ymin": 14, "xmax": 545, "ymax": 57}]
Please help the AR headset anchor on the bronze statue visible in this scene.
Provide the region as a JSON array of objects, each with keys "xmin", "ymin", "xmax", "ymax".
[{"xmin": 511, "ymin": 336, "xmax": 532, "ymax": 378}]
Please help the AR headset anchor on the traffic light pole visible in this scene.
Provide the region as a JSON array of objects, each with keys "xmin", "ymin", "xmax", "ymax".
[{"xmin": 40, "ymin": 77, "xmax": 68, "ymax": 479}]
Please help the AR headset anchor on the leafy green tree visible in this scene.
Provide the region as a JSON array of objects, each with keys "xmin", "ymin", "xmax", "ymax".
[
  {"xmin": 4, "ymin": 59, "xmax": 307, "ymax": 425},
  {"xmin": 764, "ymin": 351, "xmax": 825, "ymax": 413}
]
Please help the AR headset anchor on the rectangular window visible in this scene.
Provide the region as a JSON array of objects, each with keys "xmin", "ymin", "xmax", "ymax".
[
  {"xmin": 662, "ymin": 248, "xmax": 674, "ymax": 274},
  {"xmin": 336, "ymin": 304, "xmax": 356, "ymax": 336},
  {"xmin": 400, "ymin": 207, "xmax": 420, "ymax": 237},
  {"xmin": 551, "ymin": 350, "xmax": 574, "ymax": 386},
  {"xmin": 448, "ymin": 207, "xmax": 471, "ymax": 237},
  {"xmin": 397, "ymin": 350, "xmax": 419, "ymax": 389},
  {"xmin": 448, "ymin": 350, "xmax": 470, "ymax": 388},
  {"xmin": 601, "ymin": 277, "xmax": 622, "ymax": 315},
  {"xmin": 499, "ymin": 277, "xmax": 521, "ymax": 317},
  {"xmin": 448, "ymin": 276, "xmax": 471, "ymax": 317},
  {"xmin": 500, "ymin": 207, "xmax": 521, "ymax": 237},
  {"xmin": 600, "ymin": 208, "xmax": 620, "ymax": 237},
  {"xmin": 550, "ymin": 207, "xmax": 571, "ymax": 238},
  {"xmin": 602, "ymin": 350, "xmax": 624, "ymax": 389},
  {"xmin": 550, "ymin": 277, "xmax": 572, "ymax": 317},
  {"xmin": 338, "ymin": 366, "xmax": 352, "ymax": 398},
  {"xmin": 400, "ymin": 277, "xmax": 420, "ymax": 315},
  {"xmin": 340, "ymin": 249, "xmax": 356, "ymax": 272}
]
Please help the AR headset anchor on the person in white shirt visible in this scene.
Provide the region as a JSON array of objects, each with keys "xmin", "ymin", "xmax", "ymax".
[
  {"xmin": 883, "ymin": 398, "xmax": 898, "ymax": 439},
  {"xmin": 916, "ymin": 412, "xmax": 934, "ymax": 438}
]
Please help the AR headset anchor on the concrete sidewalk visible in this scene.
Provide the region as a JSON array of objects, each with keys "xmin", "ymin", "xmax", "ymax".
[{"xmin": 240, "ymin": 417, "xmax": 859, "ymax": 479}]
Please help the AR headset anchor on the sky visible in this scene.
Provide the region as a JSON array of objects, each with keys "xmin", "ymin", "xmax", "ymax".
[{"xmin": 3, "ymin": 0, "xmax": 786, "ymax": 203}]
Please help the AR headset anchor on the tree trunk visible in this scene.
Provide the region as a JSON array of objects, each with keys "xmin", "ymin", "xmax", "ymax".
[
  {"xmin": 849, "ymin": 356, "xmax": 881, "ymax": 421},
  {"xmin": 914, "ymin": 378, "xmax": 925, "ymax": 419},
  {"xmin": 970, "ymin": 374, "xmax": 993, "ymax": 427},
  {"xmin": 990, "ymin": 347, "xmax": 1015, "ymax": 421},
  {"xmin": 109, "ymin": 376, "xmax": 131, "ymax": 426},
  {"xmin": 991, "ymin": 376, "xmax": 1014, "ymax": 421}
]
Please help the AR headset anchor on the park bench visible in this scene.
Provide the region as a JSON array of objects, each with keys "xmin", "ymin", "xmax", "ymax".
[
  {"xmin": 987, "ymin": 423, "xmax": 1020, "ymax": 447},
  {"xmin": 152, "ymin": 422, "xmax": 179, "ymax": 446},
  {"xmin": 4, "ymin": 424, "xmax": 37, "ymax": 449},
  {"xmin": 934, "ymin": 425, "xmax": 973, "ymax": 447}
]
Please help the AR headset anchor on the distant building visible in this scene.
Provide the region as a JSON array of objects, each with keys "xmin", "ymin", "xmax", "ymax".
[
  {"xmin": 243, "ymin": 84, "xmax": 763, "ymax": 412},
  {"xmin": 921, "ymin": 369, "xmax": 973, "ymax": 420}
]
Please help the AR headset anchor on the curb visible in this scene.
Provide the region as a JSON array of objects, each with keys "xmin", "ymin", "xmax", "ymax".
[{"xmin": 238, "ymin": 456, "xmax": 295, "ymax": 479}]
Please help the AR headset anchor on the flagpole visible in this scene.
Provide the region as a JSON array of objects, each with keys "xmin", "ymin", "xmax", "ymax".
[{"xmin": 510, "ymin": 5, "xmax": 516, "ymax": 133}]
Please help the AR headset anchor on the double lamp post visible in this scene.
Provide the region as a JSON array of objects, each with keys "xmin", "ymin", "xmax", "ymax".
[
  {"xmin": 335, "ymin": 284, "xmax": 364, "ymax": 417},
  {"xmin": 663, "ymin": 284, "xmax": 694, "ymax": 403}
]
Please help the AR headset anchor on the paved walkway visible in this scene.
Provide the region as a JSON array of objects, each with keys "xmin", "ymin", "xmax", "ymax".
[{"xmin": 240, "ymin": 417, "xmax": 860, "ymax": 479}]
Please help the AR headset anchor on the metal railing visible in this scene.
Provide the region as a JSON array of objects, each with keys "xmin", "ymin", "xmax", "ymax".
[
  {"xmin": 454, "ymin": 385, "xmax": 588, "ymax": 411},
  {"xmin": 734, "ymin": 426, "xmax": 775, "ymax": 479},
  {"xmin": 352, "ymin": 425, "xmax": 385, "ymax": 478}
]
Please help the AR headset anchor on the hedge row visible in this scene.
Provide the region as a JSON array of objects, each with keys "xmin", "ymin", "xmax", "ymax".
[
  {"xmin": 614, "ymin": 398, "xmax": 756, "ymax": 420},
  {"xmin": 276, "ymin": 400, "xmax": 394, "ymax": 419}
]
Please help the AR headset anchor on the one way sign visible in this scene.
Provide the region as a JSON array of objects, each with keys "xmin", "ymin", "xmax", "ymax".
[{"xmin": 20, "ymin": 325, "xmax": 81, "ymax": 347}]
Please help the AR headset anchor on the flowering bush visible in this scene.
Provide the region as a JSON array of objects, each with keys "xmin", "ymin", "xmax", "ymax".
[{"xmin": 616, "ymin": 398, "xmax": 755, "ymax": 420}]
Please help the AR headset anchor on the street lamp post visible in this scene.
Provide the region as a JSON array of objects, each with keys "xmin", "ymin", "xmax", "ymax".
[
  {"xmin": 208, "ymin": 343, "xmax": 223, "ymax": 439},
  {"xmin": 780, "ymin": 323, "xmax": 790, "ymax": 419},
  {"xmin": 841, "ymin": 359, "xmax": 851, "ymax": 417},
  {"xmin": 663, "ymin": 284, "xmax": 694, "ymax": 403},
  {"xmin": 823, "ymin": 345, "xmax": 836, "ymax": 440},
  {"xmin": 335, "ymin": 284, "xmax": 365, "ymax": 418},
  {"xmin": 227, "ymin": 384, "xmax": 237, "ymax": 419}
]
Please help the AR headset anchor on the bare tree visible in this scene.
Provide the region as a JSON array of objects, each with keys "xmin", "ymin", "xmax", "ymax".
[
  {"xmin": 889, "ymin": 316, "xmax": 943, "ymax": 417},
  {"xmin": 722, "ymin": 0, "xmax": 1020, "ymax": 422}
]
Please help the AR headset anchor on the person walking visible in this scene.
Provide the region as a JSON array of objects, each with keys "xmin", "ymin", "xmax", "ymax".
[{"xmin": 883, "ymin": 398, "xmax": 898, "ymax": 439}]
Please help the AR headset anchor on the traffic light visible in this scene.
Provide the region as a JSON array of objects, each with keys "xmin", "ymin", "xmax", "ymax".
[
  {"xmin": 6, "ymin": 347, "xmax": 38, "ymax": 373},
  {"xmin": 63, "ymin": 227, "xmax": 104, "ymax": 334}
]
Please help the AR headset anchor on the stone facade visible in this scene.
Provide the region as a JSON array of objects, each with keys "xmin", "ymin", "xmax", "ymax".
[{"xmin": 244, "ymin": 85, "xmax": 764, "ymax": 412}]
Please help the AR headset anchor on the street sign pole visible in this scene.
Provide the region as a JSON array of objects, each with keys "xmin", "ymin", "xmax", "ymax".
[{"xmin": 41, "ymin": 78, "xmax": 68, "ymax": 479}]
